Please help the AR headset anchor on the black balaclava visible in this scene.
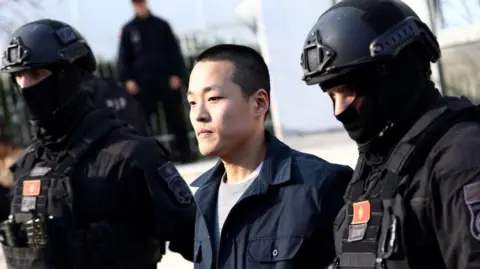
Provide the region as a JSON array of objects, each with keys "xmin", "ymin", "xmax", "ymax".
[
  {"xmin": 333, "ymin": 73, "xmax": 388, "ymax": 145},
  {"xmin": 17, "ymin": 64, "xmax": 94, "ymax": 142},
  {"xmin": 329, "ymin": 47, "xmax": 441, "ymax": 152}
]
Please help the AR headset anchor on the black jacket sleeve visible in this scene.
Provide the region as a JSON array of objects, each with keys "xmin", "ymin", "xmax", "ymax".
[
  {"xmin": 161, "ymin": 21, "xmax": 186, "ymax": 78},
  {"xmin": 429, "ymin": 123, "xmax": 480, "ymax": 269},
  {"xmin": 130, "ymin": 138, "xmax": 196, "ymax": 261},
  {"xmin": 292, "ymin": 161, "xmax": 352, "ymax": 268},
  {"xmin": 313, "ymin": 165, "xmax": 352, "ymax": 267},
  {"xmin": 117, "ymin": 25, "xmax": 136, "ymax": 82}
]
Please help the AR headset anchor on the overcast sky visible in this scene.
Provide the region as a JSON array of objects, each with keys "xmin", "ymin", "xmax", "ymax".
[
  {"xmin": 0, "ymin": 0, "xmax": 253, "ymax": 60},
  {"xmin": 0, "ymin": 0, "xmax": 478, "ymax": 60}
]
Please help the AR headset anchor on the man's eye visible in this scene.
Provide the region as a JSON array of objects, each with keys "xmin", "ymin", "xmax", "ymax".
[
  {"xmin": 208, "ymin": 97, "xmax": 222, "ymax": 102},
  {"xmin": 188, "ymin": 101, "xmax": 196, "ymax": 106},
  {"xmin": 31, "ymin": 70, "xmax": 44, "ymax": 78}
]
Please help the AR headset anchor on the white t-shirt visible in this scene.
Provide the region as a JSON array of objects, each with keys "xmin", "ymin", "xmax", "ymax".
[{"xmin": 214, "ymin": 162, "xmax": 264, "ymax": 250}]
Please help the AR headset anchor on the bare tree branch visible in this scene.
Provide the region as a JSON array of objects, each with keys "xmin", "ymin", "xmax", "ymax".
[{"xmin": 0, "ymin": 0, "xmax": 61, "ymax": 41}]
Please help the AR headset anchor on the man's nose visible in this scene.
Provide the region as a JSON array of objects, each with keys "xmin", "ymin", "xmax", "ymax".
[
  {"xmin": 334, "ymin": 99, "xmax": 349, "ymax": 116},
  {"xmin": 334, "ymin": 95, "xmax": 357, "ymax": 116},
  {"xmin": 15, "ymin": 74, "xmax": 40, "ymax": 89},
  {"xmin": 192, "ymin": 103, "xmax": 210, "ymax": 123},
  {"xmin": 15, "ymin": 75, "xmax": 29, "ymax": 89}
]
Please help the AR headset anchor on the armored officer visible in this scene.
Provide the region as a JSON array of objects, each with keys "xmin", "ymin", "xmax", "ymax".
[
  {"xmin": 118, "ymin": 0, "xmax": 193, "ymax": 163},
  {"xmin": 81, "ymin": 75, "xmax": 152, "ymax": 136},
  {"xmin": 301, "ymin": 0, "xmax": 480, "ymax": 268},
  {"xmin": 0, "ymin": 19, "xmax": 196, "ymax": 269},
  {"xmin": 188, "ymin": 44, "xmax": 353, "ymax": 269}
]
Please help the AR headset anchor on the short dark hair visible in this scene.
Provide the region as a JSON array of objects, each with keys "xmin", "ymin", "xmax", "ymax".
[{"xmin": 196, "ymin": 44, "xmax": 270, "ymax": 98}]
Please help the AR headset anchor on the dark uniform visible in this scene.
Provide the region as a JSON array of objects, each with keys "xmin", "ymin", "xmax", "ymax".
[
  {"xmin": 0, "ymin": 19, "xmax": 196, "ymax": 269},
  {"xmin": 191, "ymin": 132, "xmax": 353, "ymax": 269},
  {"xmin": 0, "ymin": 186, "xmax": 9, "ymax": 220},
  {"xmin": 300, "ymin": 1, "xmax": 480, "ymax": 269},
  {"xmin": 118, "ymin": 13, "xmax": 192, "ymax": 162},
  {"xmin": 80, "ymin": 74, "xmax": 152, "ymax": 136}
]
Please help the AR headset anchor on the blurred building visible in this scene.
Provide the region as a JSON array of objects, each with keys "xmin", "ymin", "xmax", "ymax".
[
  {"xmin": 0, "ymin": 0, "xmax": 478, "ymax": 144},
  {"xmin": 235, "ymin": 0, "xmax": 480, "ymax": 138}
]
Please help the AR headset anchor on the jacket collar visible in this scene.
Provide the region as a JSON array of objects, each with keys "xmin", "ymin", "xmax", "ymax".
[{"xmin": 191, "ymin": 131, "xmax": 293, "ymax": 189}]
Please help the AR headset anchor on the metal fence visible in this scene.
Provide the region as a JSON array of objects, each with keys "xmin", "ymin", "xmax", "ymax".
[
  {"xmin": 441, "ymin": 40, "xmax": 480, "ymax": 104},
  {"xmin": 0, "ymin": 32, "xmax": 274, "ymax": 158}
]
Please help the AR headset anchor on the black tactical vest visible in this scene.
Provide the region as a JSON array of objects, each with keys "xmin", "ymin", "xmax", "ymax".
[
  {"xmin": 333, "ymin": 98, "xmax": 480, "ymax": 269},
  {"xmin": 1, "ymin": 121, "xmax": 124, "ymax": 269}
]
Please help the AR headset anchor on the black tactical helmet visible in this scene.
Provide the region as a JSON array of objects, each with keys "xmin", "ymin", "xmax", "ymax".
[
  {"xmin": 301, "ymin": 0, "xmax": 440, "ymax": 87},
  {"xmin": 1, "ymin": 19, "xmax": 96, "ymax": 74}
]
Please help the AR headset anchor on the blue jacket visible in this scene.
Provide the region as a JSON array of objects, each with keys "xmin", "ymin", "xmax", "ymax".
[{"xmin": 191, "ymin": 133, "xmax": 353, "ymax": 269}]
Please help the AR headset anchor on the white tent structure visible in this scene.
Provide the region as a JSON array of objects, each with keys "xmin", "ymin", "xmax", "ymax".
[{"xmin": 235, "ymin": 0, "xmax": 480, "ymax": 139}]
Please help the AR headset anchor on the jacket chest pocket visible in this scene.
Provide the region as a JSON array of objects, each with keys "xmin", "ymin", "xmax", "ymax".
[{"xmin": 247, "ymin": 236, "xmax": 303, "ymax": 269}]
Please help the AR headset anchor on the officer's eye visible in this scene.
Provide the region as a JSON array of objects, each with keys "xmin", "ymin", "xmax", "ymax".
[
  {"xmin": 14, "ymin": 69, "xmax": 50, "ymax": 80},
  {"xmin": 188, "ymin": 101, "xmax": 196, "ymax": 106}
]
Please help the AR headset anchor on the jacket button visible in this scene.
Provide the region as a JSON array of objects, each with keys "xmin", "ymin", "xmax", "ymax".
[{"xmin": 272, "ymin": 249, "xmax": 278, "ymax": 257}]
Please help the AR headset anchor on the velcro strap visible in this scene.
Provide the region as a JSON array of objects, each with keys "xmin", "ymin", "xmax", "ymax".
[{"xmin": 339, "ymin": 252, "xmax": 376, "ymax": 268}]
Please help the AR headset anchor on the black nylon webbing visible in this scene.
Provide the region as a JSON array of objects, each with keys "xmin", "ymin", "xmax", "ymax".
[
  {"xmin": 381, "ymin": 99, "xmax": 475, "ymax": 198},
  {"xmin": 54, "ymin": 121, "xmax": 125, "ymax": 175},
  {"xmin": 386, "ymin": 99, "xmax": 474, "ymax": 176},
  {"xmin": 10, "ymin": 143, "xmax": 39, "ymax": 179},
  {"xmin": 347, "ymin": 156, "xmax": 368, "ymax": 201}
]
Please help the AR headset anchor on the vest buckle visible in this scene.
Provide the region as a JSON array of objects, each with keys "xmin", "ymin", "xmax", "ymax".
[
  {"xmin": 379, "ymin": 213, "xmax": 399, "ymax": 263},
  {"xmin": 331, "ymin": 257, "xmax": 340, "ymax": 269}
]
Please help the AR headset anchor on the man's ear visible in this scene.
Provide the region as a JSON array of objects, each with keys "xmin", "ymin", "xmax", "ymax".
[{"xmin": 253, "ymin": 88, "xmax": 269, "ymax": 118}]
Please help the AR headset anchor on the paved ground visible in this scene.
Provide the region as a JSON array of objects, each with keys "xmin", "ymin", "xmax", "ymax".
[{"xmin": 0, "ymin": 130, "xmax": 358, "ymax": 269}]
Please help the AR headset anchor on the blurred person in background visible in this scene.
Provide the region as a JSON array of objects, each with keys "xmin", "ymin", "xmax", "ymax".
[
  {"xmin": 118, "ymin": 0, "xmax": 194, "ymax": 163},
  {"xmin": 81, "ymin": 74, "xmax": 152, "ymax": 136}
]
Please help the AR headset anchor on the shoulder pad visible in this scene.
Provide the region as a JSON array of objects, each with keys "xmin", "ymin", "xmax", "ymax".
[
  {"xmin": 157, "ymin": 161, "xmax": 192, "ymax": 204},
  {"xmin": 386, "ymin": 98, "xmax": 476, "ymax": 176},
  {"xmin": 9, "ymin": 143, "xmax": 36, "ymax": 173}
]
